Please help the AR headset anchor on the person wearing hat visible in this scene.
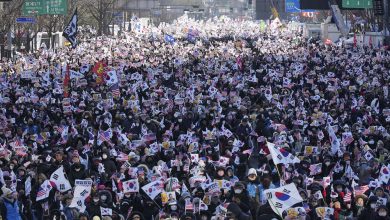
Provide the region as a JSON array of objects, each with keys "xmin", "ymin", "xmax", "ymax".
[
  {"xmin": 230, "ymin": 181, "xmax": 252, "ymax": 217},
  {"xmin": 0, "ymin": 186, "xmax": 23, "ymax": 220},
  {"xmin": 129, "ymin": 211, "xmax": 146, "ymax": 220},
  {"xmin": 226, "ymin": 202, "xmax": 252, "ymax": 220},
  {"xmin": 245, "ymin": 168, "xmax": 260, "ymax": 210}
]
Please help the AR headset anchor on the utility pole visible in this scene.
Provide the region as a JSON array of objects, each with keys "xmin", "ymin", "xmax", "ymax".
[{"xmin": 384, "ymin": 0, "xmax": 389, "ymax": 45}]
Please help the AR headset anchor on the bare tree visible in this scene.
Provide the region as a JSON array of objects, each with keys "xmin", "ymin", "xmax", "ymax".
[
  {"xmin": 0, "ymin": 0, "xmax": 24, "ymax": 51},
  {"xmin": 82, "ymin": 0, "xmax": 115, "ymax": 35}
]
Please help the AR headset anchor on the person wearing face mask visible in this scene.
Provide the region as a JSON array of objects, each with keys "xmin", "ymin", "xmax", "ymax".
[
  {"xmin": 101, "ymin": 151, "xmax": 118, "ymax": 180},
  {"xmin": 376, "ymin": 205, "xmax": 390, "ymax": 220},
  {"xmin": 245, "ymin": 168, "xmax": 260, "ymax": 205},
  {"xmin": 358, "ymin": 196, "xmax": 379, "ymax": 220},
  {"xmin": 120, "ymin": 192, "xmax": 143, "ymax": 216},
  {"xmin": 87, "ymin": 194, "xmax": 101, "ymax": 218},
  {"xmin": 230, "ymin": 181, "xmax": 252, "ymax": 216},
  {"xmin": 67, "ymin": 161, "xmax": 87, "ymax": 187},
  {"xmin": 321, "ymin": 157, "xmax": 334, "ymax": 177}
]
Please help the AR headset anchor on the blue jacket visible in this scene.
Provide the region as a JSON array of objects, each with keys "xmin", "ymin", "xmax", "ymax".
[{"xmin": 2, "ymin": 198, "xmax": 22, "ymax": 220}]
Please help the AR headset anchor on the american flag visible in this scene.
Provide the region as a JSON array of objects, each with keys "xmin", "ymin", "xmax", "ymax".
[
  {"xmin": 13, "ymin": 139, "xmax": 23, "ymax": 148},
  {"xmin": 116, "ymin": 152, "xmax": 128, "ymax": 162},
  {"xmin": 343, "ymin": 185, "xmax": 369, "ymax": 202},
  {"xmin": 185, "ymin": 198, "xmax": 194, "ymax": 211},
  {"xmin": 98, "ymin": 129, "xmax": 112, "ymax": 144},
  {"xmin": 110, "ymin": 83, "xmax": 120, "ymax": 98}
]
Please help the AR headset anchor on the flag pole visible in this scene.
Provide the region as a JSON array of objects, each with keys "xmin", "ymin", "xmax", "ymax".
[
  {"xmin": 268, "ymin": 197, "xmax": 283, "ymax": 218},
  {"xmin": 275, "ymin": 164, "xmax": 285, "ymax": 186}
]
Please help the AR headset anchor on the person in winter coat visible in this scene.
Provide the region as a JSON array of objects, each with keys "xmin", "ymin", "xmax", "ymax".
[
  {"xmin": 101, "ymin": 152, "xmax": 117, "ymax": 179},
  {"xmin": 227, "ymin": 202, "xmax": 252, "ymax": 220},
  {"xmin": 358, "ymin": 196, "xmax": 379, "ymax": 220},
  {"xmin": 376, "ymin": 205, "xmax": 390, "ymax": 220},
  {"xmin": 0, "ymin": 187, "xmax": 23, "ymax": 220},
  {"xmin": 119, "ymin": 192, "xmax": 143, "ymax": 216},
  {"xmin": 68, "ymin": 162, "xmax": 88, "ymax": 186},
  {"xmin": 87, "ymin": 193, "xmax": 101, "ymax": 218}
]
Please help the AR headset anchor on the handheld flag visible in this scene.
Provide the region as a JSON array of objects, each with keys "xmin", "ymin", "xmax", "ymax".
[
  {"xmin": 93, "ymin": 61, "xmax": 107, "ymax": 85},
  {"xmin": 63, "ymin": 65, "xmax": 70, "ymax": 98},
  {"xmin": 122, "ymin": 179, "xmax": 139, "ymax": 193},
  {"xmin": 50, "ymin": 166, "xmax": 72, "ymax": 192},
  {"xmin": 142, "ymin": 179, "xmax": 164, "ymax": 200},
  {"xmin": 327, "ymin": 124, "xmax": 341, "ymax": 156},
  {"xmin": 36, "ymin": 180, "xmax": 53, "ymax": 201},
  {"xmin": 100, "ymin": 207, "xmax": 113, "ymax": 216},
  {"xmin": 264, "ymin": 183, "xmax": 303, "ymax": 217},
  {"xmin": 267, "ymin": 142, "xmax": 300, "ymax": 165},
  {"xmin": 70, "ymin": 179, "xmax": 92, "ymax": 213},
  {"xmin": 63, "ymin": 9, "xmax": 78, "ymax": 48}
]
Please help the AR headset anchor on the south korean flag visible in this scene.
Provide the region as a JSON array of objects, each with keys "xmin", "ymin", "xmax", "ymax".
[{"xmin": 63, "ymin": 9, "xmax": 78, "ymax": 48}]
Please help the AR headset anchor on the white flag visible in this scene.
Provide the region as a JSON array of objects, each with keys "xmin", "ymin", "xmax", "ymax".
[
  {"xmin": 50, "ymin": 166, "xmax": 71, "ymax": 192},
  {"xmin": 122, "ymin": 179, "xmax": 139, "ymax": 193},
  {"xmin": 327, "ymin": 124, "xmax": 341, "ymax": 156},
  {"xmin": 267, "ymin": 142, "xmax": 300, "ymax": 165},
  {"xmin": 100, "ymin": 207, "xmax": 113, "ymax": 216},
  {"xmin": 264, "ymin": 183, "xmax": 303, "ymax": 217},
  {"xmin": 141, "ymin": 179, "xmax": 164, "ymax": 200},
  {"xmin": 379, "ymin": 165, "xmax": 390, "ymax": 184},
  {"xmin": 25, "ymin": 176, "xmax": 32, "ymax": 196},
  {"xmin": 69, "ymin": 180, "xmax": 92, "ymax": 212},
  {"xmin": 106, "ymin": 70, "xmax": 118, "ymax": 86},
  {"xmin": 181, "ymin": 183, "xmax": 190, "ymax": 195}
]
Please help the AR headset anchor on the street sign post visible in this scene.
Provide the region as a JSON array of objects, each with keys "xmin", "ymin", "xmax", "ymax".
[
  {"xmin": 22, "ymin": 0, "xmax": 67, "ymax": 15},
  {"xmin": 16, "ymin": 17, "xmax": 36, "ymax": 23},
  {"xmin": 342, "ymin": 0, "xmax": 373, "ymax": 8}
]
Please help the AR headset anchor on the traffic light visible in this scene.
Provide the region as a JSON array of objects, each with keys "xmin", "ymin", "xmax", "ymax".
[{"xmin": 373, "ymin": 0, "xmax": 384, "ymax": 15}]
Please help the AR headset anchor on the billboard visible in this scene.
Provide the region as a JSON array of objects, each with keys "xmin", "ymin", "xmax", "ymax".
[
  {"xmin": 285, "ymin": 0, "xmax": 301, "ymax": 12},
  {"xmin": 23, "ymin": 0, "xmax": 67, "ymax": 15},
  {"xmin": 300, "ymin": 0, "xmax": 371, "ymax": 9},
  {"xmin": 342, "ymin": 0, "xmax": 373, "ymax": 8}
]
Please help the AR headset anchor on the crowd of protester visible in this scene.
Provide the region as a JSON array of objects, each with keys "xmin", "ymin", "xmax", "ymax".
[{"xmin": 0, "ymin": 15, "xmax": 389, "ymax": 220}]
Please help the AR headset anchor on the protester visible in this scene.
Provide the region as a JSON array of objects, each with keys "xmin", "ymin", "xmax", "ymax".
[{"xmin": 0, "ymin": 14, "xmax": 389, "ymax": 220}]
